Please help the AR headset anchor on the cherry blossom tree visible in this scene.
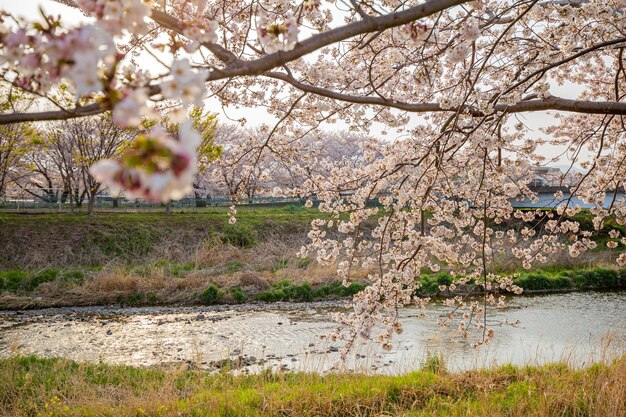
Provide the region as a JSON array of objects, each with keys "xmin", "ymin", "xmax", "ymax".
[
  {"xmin": 51, "ymin": 113, "xmax": 136, "ymax": 213},
  {"xmin": 1, "ymin": 0, "xmax": 626, "ymax": 351},
  {"xmin": 16, "ymin": 141, "xmax": 68, "ymax": 204},
  {"xmin": 203, "ymin": 124, "xmax": 277, "ymax": 201}
]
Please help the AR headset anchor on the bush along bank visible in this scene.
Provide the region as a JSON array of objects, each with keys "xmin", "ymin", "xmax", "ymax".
[
  {"xmin": 196, "ymin": 267, "xmax": 626, "ymax": 306},
  {"xmin": 1, "ymin": 265, "xmax": 625, "ymax": 310},
  {"xmin": 416, "ymin": 266, "xmax": 626, "ymax": 297}
]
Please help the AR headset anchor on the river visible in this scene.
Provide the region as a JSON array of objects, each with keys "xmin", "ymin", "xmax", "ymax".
[{"xmin": 1, "ymin": 291, "xmax": 624, "ymax": 374}]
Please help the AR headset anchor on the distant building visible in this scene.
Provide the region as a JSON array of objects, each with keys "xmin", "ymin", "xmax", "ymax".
[{"xmin": 529, "ymin": 166, "xmax": 577, "ymax": 187}]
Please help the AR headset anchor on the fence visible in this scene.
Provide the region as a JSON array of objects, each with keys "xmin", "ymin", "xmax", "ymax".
[{"xmin": 0, "ymin": 194, "xmax": 311, "ymax": 213}]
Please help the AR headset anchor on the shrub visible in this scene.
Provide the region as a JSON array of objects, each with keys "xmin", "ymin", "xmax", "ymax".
[
  {"xmin": 572, "ymin": 268, "xmax": 620, "ymax": 289},
  {"xmin": 314, "ymin": 282, "xmax": 366, "ymax": 298},
  {"xmin": 25, "ymin": 268, "xmax": 59, "ymax": 291},
  {"xmin": 255, "ymin": 280, "xmax": 313, "ymax": 302},
  {"xmin": 550, "ymin": 275, "xmax": 572, "ymax": 288},
  {"xmin": 513, "ymin": 273, "xmax": 552, "ymax": 291},
  {"xmin": 199, "ymin": 284, "xmax": 224, "ymax": 305},
  {"xmin": 417, "ymin": 272, "xmax": 453, "ymax": 295},
  {"xmin": 126, "ymin": 293, "xmax": 144, "ymax": 305},
  {"xmin": 229, "ymin": 287, "xmax": 248, "ymax": 303},
  {"xmin": 220, "ymin": 224, "xmax": 257, "ymax": 248}
]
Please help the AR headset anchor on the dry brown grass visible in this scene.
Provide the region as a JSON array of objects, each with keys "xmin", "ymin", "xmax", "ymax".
[{"xmin": 0, "ymin": 236, "xmax": 369, "ymax": 309}]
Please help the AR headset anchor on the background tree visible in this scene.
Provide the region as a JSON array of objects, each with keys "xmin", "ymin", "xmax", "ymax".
[
  {"xmin": 162, "ymin": 107, "xmax": 222, "ymax": 207},
  {"xmin": 63, "ymin": 114, "xmax": 136, "ymax": 213}
]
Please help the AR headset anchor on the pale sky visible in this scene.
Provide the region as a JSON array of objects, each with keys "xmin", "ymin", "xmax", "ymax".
[{"xmin": 3, "ymin": 0, "xmax": 588, "ymax": 168}]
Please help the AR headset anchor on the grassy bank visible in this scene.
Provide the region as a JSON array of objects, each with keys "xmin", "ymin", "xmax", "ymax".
[
  {"xmin": 1, "ymin": 251, "xmax": 625, "ymax": 310},
  {"xmin": 1, "ymin": 262, "xmax": 624, "ymax": 310},
  {"xmin": 1, "ymin": 355, "xmax": 624, "ymax": 416},
  {"xmin": 1, "ymin": 208, "xmax": 625, "ymax": 310},
  {"xmin": 0, "ymin": 206, "xmax": 321, "ymax": 269},
  {"xmin": 2, "ymin": 207, "xmax": 621, "ymax": 271}
]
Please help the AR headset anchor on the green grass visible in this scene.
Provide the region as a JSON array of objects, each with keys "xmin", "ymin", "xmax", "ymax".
[
  {"xmin": 0, "ymin": 268, "xmax": 85, "ymax": 293},
  {"xmin": 2, "ymin": 264, "xmax": 623, "ymax": 305},
  {"xmin": 0, "ymin": 207, "xmax": 324, "ymax": 269},
  {"xmin": 220, "ymin": 224, "xmax": 258, "ymax": 248},
  {"xmin": 128, "ymin": 261, "xmax": 195, "ymax": 278},
  {"xmin": 0, "ymin": 355, "xmax": 623, "ymax": 416},
  {"xmin": 254, "ymin": 280, "xmax": 366, "ymax": 302}
]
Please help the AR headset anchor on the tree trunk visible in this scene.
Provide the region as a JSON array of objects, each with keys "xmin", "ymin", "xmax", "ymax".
[
  {"xmin": 112, "ymin": 197, "xmax": 119, "ymax": 208},
  {"xmin": 69, "ymin": 184, "xmax": 75, "ymax": 214},
  {"xmin": 76, "ymin": 189, "xmax": 86, "ymax": 208},
  {"xmin": 61, "ymin": 187, "xmax": 69, "ymax": 203},
  {"xmin": 165, "ymin": 201, "xmax": 172, "ymax": 214},
  {"xmin": 87, "ymin": 193, "xmax": 96, "ymax": 214}
]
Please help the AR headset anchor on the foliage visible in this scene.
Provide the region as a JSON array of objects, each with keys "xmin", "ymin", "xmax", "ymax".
[
  {"xmin": 254, "ymin": 280, "xmax": 366, "ymax": 302},
  {"xmin": 415, "ymin": 267, "xmax": 626, "ymax": 295},
  {"xmin": 199, "ymin": 284, "xmax": 224, "ymax": 305},
  {"xmin": 255, "ymin": 280, "xmax": 314, "ymax": 302},
  {"xmin": 162, "ymin": 106, "xmax": 222, "ymax": 174},
  {"xmin": 220, "ymin": 224, "xmax": 258, "ymax": 248},
  {"xmin": 228, "ymin": 287, "xmax": 248, "ymax": 303},
  {"xmin": 0, "ymin": 269, "xmax": 58, "ymax": 292}
]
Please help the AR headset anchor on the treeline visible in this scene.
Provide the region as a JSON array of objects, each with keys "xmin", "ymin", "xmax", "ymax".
[{"xmin": 1, "ymin": 92, "xmax": 378, "ymax": 212}]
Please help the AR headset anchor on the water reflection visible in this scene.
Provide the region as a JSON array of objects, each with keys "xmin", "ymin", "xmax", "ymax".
[{"xmin": 0, "ymin": 291, "xmax": 624, "ymax": 374}]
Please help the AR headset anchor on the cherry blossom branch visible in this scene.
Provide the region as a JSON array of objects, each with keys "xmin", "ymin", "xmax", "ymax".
[
  {"xmin": 264, "ymin": 71, "xmax": 626, "ymax": 115},
  {"xmin": 0, "ymin": 102, "xmax": 106, "ymax": 124}
]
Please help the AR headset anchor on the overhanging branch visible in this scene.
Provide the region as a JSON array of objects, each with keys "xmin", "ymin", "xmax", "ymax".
[
  {"xmin": 264, "ymin": 71, "xmax": 626, "ymax": 116},
  {"xmin": 0, "ymin": 103, "xmax": 107, "ymax": 125}
]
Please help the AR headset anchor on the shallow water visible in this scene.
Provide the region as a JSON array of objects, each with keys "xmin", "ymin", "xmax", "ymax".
[{"xmin": 1, "ymin": 291, "xmax": 624, "ymax": 374}]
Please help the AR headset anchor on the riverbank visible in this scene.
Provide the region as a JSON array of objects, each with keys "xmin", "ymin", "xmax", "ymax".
[
  {"xmin": 1, "ymin": 208, "xmax": 624, "ymax": 310},
  {"xmin": 0, "ymin": 207, "xmax": 318, "ymax": 269},
  {"xmin": 1, "ymin": 263, "xmax": 624, "ymax": 310},
  {"xmin": 1, "ymin": 354, "xmax": 624, "ymax": 416},
  {"xmin": 0, "ymin": 262, "xmax": 626, "ymax": 310}
]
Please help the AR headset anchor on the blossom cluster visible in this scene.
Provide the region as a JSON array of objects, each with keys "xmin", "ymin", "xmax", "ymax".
[
  {"xmin": 161, "ymin": 59, "xmax": 208, "ymax": 107},
  {"xmin": 183, "ymin": 20, "xmax": 218, "ymax": 46},
  {"xmin": 111, "ymin": 88, "xmax": 154, "ymax": 128},
  {"xmin": 90, "ymin": 121, "xmax": 200, "ymax": 202},
  {"xmin": 75, "ymin": 0, "xmax": 150, "ymax": 36},
  {"xmin": 0, "ymin": 21, "xmax": 115, "ymax": 96},
  {"xmin": 397, "ymin": 22, "xmax": 430, "ymax": 43},
  {"xmin": 256, "ymin": 12, "xmax": 298, "ymax": 53}
]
